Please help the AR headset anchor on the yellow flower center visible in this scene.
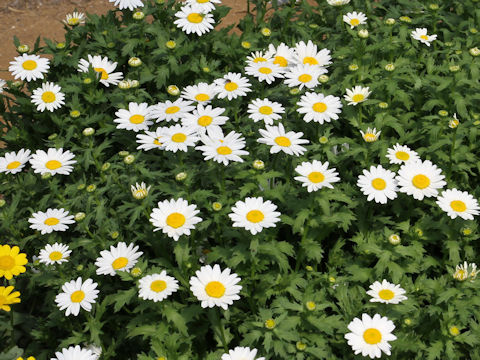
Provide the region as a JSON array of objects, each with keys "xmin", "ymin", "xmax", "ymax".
[
  {"xmin": 205, "ymin": 281, "xmax": 226, "ymax": 298},
  {"xmin": 197, "ymin": 0, "xmax": 209, "ymax": 3},
  {"xmin": 224, "ymin": 82, "xmax": 238, "ymax": 92},
  {"xmin": 41, "ymin": 91, "xmax": 56, "ymax": 103},
  {"xmin": 350, "ymin": 18, "xmax": 360, "ymax": 26},
  {"xmin": 171, "ymin": 133, "xmax": 187, "ymax": 143},
  {"xmin": 259, "ymin": 106, "xmax": 273, "ymax": 115},
  {"xmin": 450, "ymin": 200, "xmax": 467, "ymax": 212},
  {"xmin": 307, "ymin": 171, "xmax": 325, "ymax": 183},
  {"xmin": 363, "ymin": 328, "xmax": 382, "ymax": 344},
  {"xmin": 274, "ymin": 136, "xmax": 291, "ymax": 147},
  {"xmin": 217, "ymin": 146, "xmax": 232, "ymax": 155},
  {"xmin": 352, "ymin": 94, "xmax": 365, "ymax": 103},
  {"xmin": 253, "ymin": 57, "xmax": 267, "ymax": 63},
  {"xmin": 371, "ymin": 178, "xmax": 386, "ymax": 190},
  {"xmin": 187, "ymin": 13, "xmax": 203, "ymax": 23},
  {"xmin": 298, "ymin": 74, "xmax": 312, "ymax": 83},
  {"xmin": 22, "ymin": 60, "xmax": 38, "ymax": 70},
  {"xmin": 49, "ymin": 251, "xmax": 63, "ymax": 261},
  {"xmin": 420, "ymin": 35, "xmax": 429, "ymax": 41},
  {"xmin": 195, "ymin": 93, "xmax": 210, "ymax": 102},
  {"xmin": 68, "ymin": 18, "xmax": 80, "ymax": 25},
  {"xmin": 44, "ymin": 217, "xmax": 60, "ymax": 226},
  {"xmin": 153, "ymin": 138, "xmax": 162, "ymax": 146},
  {"xmin": 395, "ymin": 151, "xmax": 409, "ymax": 161},
  {"xmin": 259, "ymin": 67, "xmax": 272, "ymax": 74},
  {"xmin": 94, "ymin": 67, "xmax": 109, "ymax": 80},
  {"xmin": 378, "ymin": 289, "xmax": 395, "ymax": 300},
  {"xmin": 165, "ymin": 106, "xmax": 180, "ymax": 114},
  {"xmin": 197, "ymin": 115, "xmax": 213, "ymax": 127},
  {"xmin": 246, "ymin": 210, "xmax": 264, "ymax": 223},
  {"xmin": 129, "ymin": 114, "xmax": 145, "ymax": 124},
  {"xmin": 70, "ymin": 290, "xmax": 85, "ymax": 303},
  {"xmin": 312, "ymin": 102, "xmax": 327, "ymax": 113},
  {"xmin": 150, "ymin": 280, "xmax": 167, "ymax": 292},
  {"xmin": 412, "ymin": 174, "xmax": 430, "ymax": 189},
  {"xmin": 273, "ymin": 56, "xmax": 288, "ymax": 67},
  {"xmin": 7, "ymin": 161, "xmax": 21, "ymax": 170},
  {"xmin": 0, "ymin": 256, "xmax": 15, "ymax": 271},
  {"xmin": 112, "ymin": 257, "xmax": 128, "ymax": 270},
  {"xmin": 303, "ymin": 57, "xmax": 319, "ymax": 65},
  {"xmin": 45, "ymin": 160, "xmax": 62, "ymax": 170},
  {"xmin": 166, "ymin": 212, "xmax": 186, "ymax": 228}
]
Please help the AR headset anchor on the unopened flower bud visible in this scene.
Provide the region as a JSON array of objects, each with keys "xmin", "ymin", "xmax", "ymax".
[
  {"xmin": 101, "ymin": 162, "xmax": 111, "ymax": 171},
  {"xmin": 378, "ymin": 102, "xmax": 389, "ymax": 109},
  {"xmin": 128, "ymin": 57, "xmax": 142, "ymax": 67},
  {"xmin": 74, "ymin": 212, "xmax": 86, "ymax": 221},
  {"xmin": 70, "ymin": 110, "xmax": 81, "ymax": 118},
  {"xmin": 41, "ymin": 173, "xmax": 52, "ymax": 179},
  {"xmin": 389, "ymin": 234, "xmax": 401, "ymax": 245},
  {"xmin": 167, "ymin": 85, "xmax": 180, "ymax": 96},
  {"xmin": 176, "ymin": 172, "xmax": 187, "ymax": 181},
  {"xmin": 86, "ymin": 184, "xmax": 96, "ymax": 192},
  {"xmin": 131, "ymin": 267, "xmax": 142, "ymax": 277},
  {"xmin": 165, "ymin": 40, "xmax": 176, "ymax": 49},
  {"xmin": 469, "ymin": 47, "xmax": 480, "ymax": 56},
  {"xmin": 438, "ymin": 110, "xmax": 448, "ymax": 117},
  {"xmin": 83, "ymin": 78, "xmax": 92, "ymax": 84},
  {"xmin": 83, "ymin": 127, "xmax": 95, "ymax": 136},
  {"xmin": 349, "ymin": 64, "xmax": 359, "ymax": 71},
  {"xmin": 241, "ymin": 41, "xmax": 251, "ymax": 49},
  {"xmin": 48, "ymin": 133, "xmax": 58, "ymax": 140},
  {"xmin": 212, "ymin": 202, "xmax": 222, "ymax": 211},
  {"xmin": 289, "ymin": 87, "xmax": 300, "ymax": 95},
  {"xmin": 306, "ymin": 301, "xmax": 316, "ymax": 311},
  {"xmin": 133, "ymin": 11, "xmax": 145, "ymax": 20},
  {"xmin": 318, "ymin": 74, "xmax": 329, "ymax": 83},
  {"xmin": 17, "ymin": 44, "xmax": 30, "ymax": 53},
  {"xmin": 385, "ymin": 18, "xmax": 395, "ymax": 25},
  {"xmin": 118, "ymin": 80, "xmax": 132, "ymax": 90},
  {"xmin": 124, "ymin": 155, "xmax": 135, "ymax": 164},
  {"xmin": 111, "ymin": 231, "xmax": 119, "ymax": 239},
  {"xmin": 264, "ymin": 319, "xmax": 276, "ymax": 329},
  {"xmin": 0, "ymin": 199, "xmax": 6, "ymax": 207},
  {"xmin": 385, "ymin": 63, "xmax": 395, "ymax": 71},
  {"xmin": 261, "ymin": 27, "xmax": 271, "ymax": 37},
  {"xmin": 56, "ymin": 42, "xmax": 66, "ymax": 49},
  {"xmin": 358, "ymin": 29, "xmax": 369, "ymax": 38},
  {"xmin": 119, "ymin": 151, "xmax": 130, "ymax": 157},
  {"xmin": 449, "ymin": 65, "xmax": 460, "ymax": 72},
  {"xmin": 296, "ymin": 341, "xmax": 307, "ymax": 351},
  {"xmin": 449, "ymin": 326, "xmax": 460, "ymax": 336},
  {"xmin": 253, "ymin": 160, "xmax": 264, "ymax": 170}
]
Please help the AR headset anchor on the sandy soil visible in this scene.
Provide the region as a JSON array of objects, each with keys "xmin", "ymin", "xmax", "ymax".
[{"xmin": 0, "ymin": 0, "xmax": 247, "ymax": 80}]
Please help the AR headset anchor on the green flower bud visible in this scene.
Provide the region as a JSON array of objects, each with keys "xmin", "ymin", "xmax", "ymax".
[
  {"xmin": 132, "ymin": 11, "xmax": 145, "ymax": 20},
  {"xmin": 318, "ymin": 74, "xmax": 329, "ymax": 83},
  {"xmin": 128, "ymin": 57, "xmax": 142, "ymax": 67},
  {"xmin": 48, "ymin": 133, "xmax": 58, "ymax": 140},
  {"xmin": 111, "ymin": 231, "xmax": 119, "ymax": 239},
  {"xmin": 101, "ymin": 162, "xmax": 111, "ymax": 171},
  {"xmin": 319, "ymin": 136, "xmax": 328, "ymax": 144},
  {"xmin": 0, "ymin": 199, "xmax": 6, "ymax": 207},
  {"xmin": 449, "ymin": 326, "xmax": 460, "ymax": 336},
  {"xmin": 378, "ymin": 102, "xmax": 389, "ymax": 109},
  {"xmin": 385, "ymin": 18, "xmax": 395, "ymax": 25},
  {"xmin": 253, "ymin": 160, "xmax": 264, "ymax": 170},
  {"xmin": 118, "ymin": 80, "xmax": 132, "ymax": 90},
  {"xmin": 306, "ymin": 301, "xmax": 316, "ymax": 311},
  {"xmin": 41, "ymin": 173, "xmax": 52, "ymax": 180},
  {"xmin": 438, "ymin": 110, "xmax": 448, "ymax": 117},
  {"xmin": 83, "ymin": 78, "xmax": 92, "ymax": 84},
  {"xmin": 70, "ymin": 110, "xmax": 81, "ymax": 118},
  {"xmin": 167, "ymin": 85, "xmax": 180, "ymax": 96},
  {"xmin": 119, "ymin": 151, "xmax": 130, "ymax": 157},
  {"xmin": 74, "ymin": 212, "xmax": 86, "ymax": 221},
  {"xmin": 358, "ymin": 29, "xmax": 369, "ymax": 38},
  {"xmin": 264, "ymin": 319, "xmax": 276, "ymax": 329},
  {"xmin": 289, "ymin": 87, "xmax": 300, "ymax": 95},
  {"xmin": 165, "ymin": 40, "xmax": 176, "ymax": 49},
  {"xmin": 176, "ymin": 172, "xmax": 187, "ymax": 181},
  {"xmin": 212, "ymin": 202, "xmax": 222, "ymax": 211},
  {"xmin": 124, "ymin": 155, "xmax": 135, "ymax": 164},
  {"xmin": 261, "ymin": 27, "xmax": 271, "ymax": 37},
  {"xmin": 56, "ymin": 42, "xmax": 66, "ymax": 49},
  {"xmin": 469, "ymin": 47, "xmax": 480, "ymax": 56},
  {"xmin": 349, "ymin": 64, "xmax": 359, "ymax": 71},
  {"xmin": 86, "ymin": 184, "xmax": 96, "ymax": 192},
  {"xmin": 17, "ymin": 44, "xmax": 30, "ymax": 53},
  {"xmin": 429, "ymin": 3, "xmax": 439, "ymax": 10},
  {"xmin": 83, "ymin": 127, "xmax": 95, "ymax": 136},
  {"xmin": 131, "ymin": 267, "xmax": 142, "ymax": 277},
  {"xmin": 241, "ymin": 41, "xmax": 251, "ymax": 49},
  {"xmin": 296, "ymin": 341, "xmax": 307, "ymax": 351},
  {"xmin": 389, "ymin": 234, "xmax": 401, "ymax": 245},
  {"xmin": 384, "ymin": 63, "xmax": 395, "ymax": 71},
  {"xmin": 449, "ymin": 65, "xmax": 460, "ymax": 72},
  {"xmin": 76, "ymin": 264, "xmax": 84, "ymax": 271},
  {"xmin": 77, "ymin": 184, "xmax": 86, "ymax": 190}
]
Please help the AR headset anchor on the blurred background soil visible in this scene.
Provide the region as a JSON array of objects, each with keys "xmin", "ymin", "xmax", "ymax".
[{"xmin": 0, "ymin": 0, "xmax": 247, "ymax": 80}]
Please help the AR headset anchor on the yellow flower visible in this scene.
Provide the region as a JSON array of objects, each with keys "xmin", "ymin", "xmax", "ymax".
[
  {"xmin": 0, "ymin": 245, "xmax": 28, "ymax": 280},
  {"xmin": 0, "ymin": 286, "xmax": 21, "ymax": 312}
]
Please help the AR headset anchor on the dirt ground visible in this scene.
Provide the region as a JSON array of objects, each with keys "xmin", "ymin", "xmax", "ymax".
[{"xmin": 0, "ymin": 0, "xmax": 247, "ymax": 80}]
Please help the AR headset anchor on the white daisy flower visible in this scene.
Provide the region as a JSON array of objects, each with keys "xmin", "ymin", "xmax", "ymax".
[
  {"xmin": 161, "ymin": 124, "xmax": 199, "ymax": 152},
  {"xmin": 174, "ymin": 5, "xmax": 215, "ymax": 36},
  {"xmin": 0, "ymin": 79, "xmax": 6, "ymax": 93},
  {"xmin": 150, "ymin": 98, "xmax": 195, "ymax": 123},
  {"xmin": 344, "ymin": 85, "xmax": 371, "ymax": 105},
  {"xmin": 181, "ymin": 82, "xmax": 218, "ymax": 104},
  {"xmin": 296, "ymin": 92, "xmax": 342, "ymax": 124},
  {"xmin": 113, "ymin": 102, "xmax": 154, "ymax": 132},
  {"xmin": 150, "ymin": 198, "xmax": 202, "ymax": 241},
  {"xmin": 51, "ymin": 346, "xmax": 97, "ymax": 360},
  {"xmin": 138, "ymin": 270, "xmax": 179, "ymax": 302},
  {"xmin": 366, "ymin": 280, "xmax": 408, "ymax": 304},
  {"xmin": 189, "ymin": 264, "xmax": 242, "ymax": 310},
  {"xmin": 29, "ymin": 148, "xmax": 76, "ymax": 176},
  {"xmin": 214, "ymin": 72, "xmax": 252, "ymax": 100},
  {"xmin": 95, "ymin": 242, "xmax": 143, "ymax": 276},
  {"xmin": 396, "ymin": 160, "xmax": 446, "ymax": 200},
  {"xmin": 294, "ymin": 160, "xmax": 340, "ymax": 192},
  {"xmin": 345, "ymin": 313, "xmax": 397, "ymax": 359},
  {"xmin": 78, "ymin": 54, "xmax": 124, "ymax": 87},
  {"xmin": 181, "ymin": 104, "xmax": 229, "ymax": 134},
  {"xmin": 343, "ymin": 11, "xmax": 368, "ymax": 29},
  {"xmin": 246, "ymin": 50, "xmax": 272, "ymax": 65},
  {"xmin": 283, "ymin": 64, "xmax": 327, "ymax": 90},
  {"xmin": 411, "ymin": 28, "xmax": 437, "ymax": 47},
  {"xmin": 245, "ymin": 61, "xmax": 284, "ymax": 84},
  {"xmin": 267, "ymin": 42, "xmax": 296, "ymax": 68},
  {"xmin": 28, "ymin": 208, "xmax": 75, "ymax": 235},
  {"xmin": 85, "ymin": 344, "xmax": 102, "ymax": 360},
  {"xmin": 360, "ymin": 127, "xmax": 381, "ymax": 142},
  {"xmin": 55, "ymin": 277, "xmax": 99, "ymax": 316},
  {"xmin": 136, "ymin": 128, "xmax": 166, "ymax": 151},
  {"xmin": 453, "ymin": 261, "xmax": 478, "ymax": 281},
  {"xmin": 30, "ymin": 82, "xmax": 65, "ymax": 112},
  {"xmin": 196, "ymin": 127, "xmax": 249, "ymax": 166},
  {"xmin": 38, "ymin": 243, "xmax": 71, "ymax": 265},
  {"xmin": 357, "ymin": 165, "xmax": 398, "ymax": 204},
  {"xmin": 131, "ymin": 182, "xmax": 151, "ymax": 200},
  {"xmin": 64, "ymin": 12, "xmax": 86, "ymax": 26},
  {"xmin": 186, "ymin": 0, "xmax": 221, "ymax": 12},
  {"xmin": 385, "ymin": 143, "xmax": 419, "ymax": 164},
  {"xmin": 257, "ymin": 123, "xmax": 309, "ymax": 156},
  {"xmin": 0, "ymin": 149, "xmax": 31, "ymax": 174},
  {"xmin": 108, "ymin": 0, "xmax": 144, "ymax": 10},
  {"xmin": 436, "ymin": 188, "xmax": 480, "ymax": 220},
  {"xmin": 9, "ymin": 54, "xmax": 50, "ymax": 82},
  {"xmin": 247, "ymin": 98, "xmax": 285, "ymax": 125},
  {"xmin": 222, "ymin": 347, "xmax": 265, "ymax": 360},
  {"xmin": 228, "ymin": 197, "xmax": 281, "ymax": 235},
  {"xmin": 293, "ymin": 40, "xmax": 332, "ymax": 67}
]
